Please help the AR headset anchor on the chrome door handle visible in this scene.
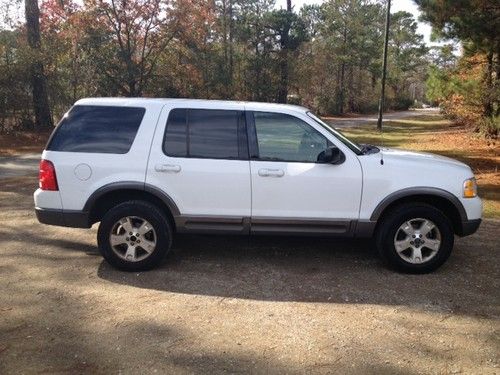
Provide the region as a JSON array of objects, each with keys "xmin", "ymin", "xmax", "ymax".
[
  {"xmin": 155, "ymin": 164, "xmax": 181, "ymax": 173},
  {"xmin": 258, "ymin": 168, "xmax": 284, "ymax": 177}
]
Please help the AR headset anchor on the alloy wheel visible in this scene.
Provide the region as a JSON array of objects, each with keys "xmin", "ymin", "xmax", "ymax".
[
  {"xmin": 393, "ymin": 218, "xmax": 441, "ymax": 264},
  {"xmin": 109, "ymin": 216, "xmax": 157, "ymax": 262}
]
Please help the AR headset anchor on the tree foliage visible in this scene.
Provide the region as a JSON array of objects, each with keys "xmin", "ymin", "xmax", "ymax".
[
  {"xmin": 417, "ymin": 0, "xmax": 499, "ymax": 136},
  {"xmin": 0, "ymin": 0, "xmax": 429, "ymax": 130}
]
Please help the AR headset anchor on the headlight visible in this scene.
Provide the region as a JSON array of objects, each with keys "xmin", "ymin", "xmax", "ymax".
[{"xmin": 463, "ymin": 178, "xmax": 477, "ymax": 198}]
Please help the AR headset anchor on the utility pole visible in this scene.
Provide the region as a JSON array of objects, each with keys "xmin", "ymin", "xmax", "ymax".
[
  {"xmin": 277, "ymin": 0, "xmax": 292, "ymax": 103},
  {"xmin": 377, "ymin": 0, "xmax": 391, "ymax": 131}
]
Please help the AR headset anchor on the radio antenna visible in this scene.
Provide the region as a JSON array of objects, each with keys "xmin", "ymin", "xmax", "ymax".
[{"xmin": 380, "ymin": 126, "xmax": 385, "ymax": 165}]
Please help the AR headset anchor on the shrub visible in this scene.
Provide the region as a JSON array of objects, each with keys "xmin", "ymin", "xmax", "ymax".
[
  {"xmin": 477, "ymin": 116, "xmax": 499, "ymax": 139},
  {"xmin": 391, "ymin": 97, "xmax": 413, "ymax": 111}
]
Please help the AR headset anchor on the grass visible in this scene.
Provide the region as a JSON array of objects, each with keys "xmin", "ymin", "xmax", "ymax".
[{"xmin": 332, "ymin": 114, "xmax": 500, "ymax": 219}]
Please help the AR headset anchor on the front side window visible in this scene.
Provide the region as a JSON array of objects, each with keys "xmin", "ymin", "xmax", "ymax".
[
  {"xmin": 47, "ymin": 105, "xmax": 145, "ymax": 154},
  {"xmin": 163, "ymin": 108, "xmax": 241, "ymax": 159},
  {"xmin": 253, "ymin": 112, "xmax": 329, "ymax": 163}
]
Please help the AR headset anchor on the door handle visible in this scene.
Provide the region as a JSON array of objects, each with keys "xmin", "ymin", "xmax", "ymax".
[
  {"xmin": 258, "ymin": 168, "xmax": 284, "ymax": 177},
  {"xmin": 155, "ymin": 164, "xmax": 181, "ymax": 173}
]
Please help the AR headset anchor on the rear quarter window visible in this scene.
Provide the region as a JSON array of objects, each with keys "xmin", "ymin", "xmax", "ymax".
[{"xmin": 47, "ymin": 105, "xmax": 146, "ymax": 154}]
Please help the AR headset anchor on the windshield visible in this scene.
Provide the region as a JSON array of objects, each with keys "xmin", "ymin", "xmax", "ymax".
[{"xmin": 306, "ymin": 112, "xmax": 363, "ymax": 155}]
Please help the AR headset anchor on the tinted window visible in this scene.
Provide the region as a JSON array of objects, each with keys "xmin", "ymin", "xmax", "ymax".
[
  {"xmin": 163, "ymin": 109, "xmax": 240, "ymax": 159},
  {"xmin": 163, "ymin": 109, "xmax": 187, "ymax": 157},
  {"xmin": 189, "ymin": 109, "xmax": 239, "ymax": 159},
  {"xmin": 47, "ymin": 105, "xmax": 145, "ymax": 154},
  {"xmin": 253, "ymin": 112, "xmax": 328, "ymax": 162}
]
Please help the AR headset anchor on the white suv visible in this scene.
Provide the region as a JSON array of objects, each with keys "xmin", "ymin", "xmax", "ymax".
[{"xmin": 34, "ymin": 98, "xmax": 482, "ymax": 273}]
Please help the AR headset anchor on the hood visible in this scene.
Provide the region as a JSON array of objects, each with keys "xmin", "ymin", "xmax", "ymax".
[{"xmin": 380, "ymin": 148, "xmax": 470, "ymax": 170}]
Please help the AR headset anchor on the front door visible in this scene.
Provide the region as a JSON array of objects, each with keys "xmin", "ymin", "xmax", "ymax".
[{"xmin": 247, "ymin": 110, "xmax": 363, "ymax": 235}]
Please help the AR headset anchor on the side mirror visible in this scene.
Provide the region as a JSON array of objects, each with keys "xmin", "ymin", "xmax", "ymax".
[{"xmin": 317, "ymin": 146, "xmax": 345, "ymax": 165}]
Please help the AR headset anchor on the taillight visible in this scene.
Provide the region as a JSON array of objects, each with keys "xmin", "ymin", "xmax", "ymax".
[{"xmin": 39, "ymin": 159, "xmax": 59, "ymax": 191}]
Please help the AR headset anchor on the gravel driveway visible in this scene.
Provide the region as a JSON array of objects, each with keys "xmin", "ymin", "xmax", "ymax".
[{"xmin": 0, "ymin": 158, "xmax": 499, "ymax": 374}]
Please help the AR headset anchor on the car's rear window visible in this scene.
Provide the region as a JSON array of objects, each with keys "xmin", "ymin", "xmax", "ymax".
[{"xmin": 47, "ymin": 105, "xmax": 145, "ymax": 154}]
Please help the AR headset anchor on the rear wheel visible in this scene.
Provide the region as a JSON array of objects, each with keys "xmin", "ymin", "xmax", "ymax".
[
  {"xmin": 97, "ymin": 200, "xmax": 172, "ymax": 271},
  {"xmin": 376, "ymin": 203, "xmax": 454, "ymax": 273}
]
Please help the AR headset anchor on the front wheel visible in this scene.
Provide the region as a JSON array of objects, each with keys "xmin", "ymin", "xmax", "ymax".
[
  {"xmin": 97, "ymin": 200, "xmax": 173, "ymax": 271},
  {"xmin": 376, "ymin": 203, "xmax": 454, "ymax": 273}
]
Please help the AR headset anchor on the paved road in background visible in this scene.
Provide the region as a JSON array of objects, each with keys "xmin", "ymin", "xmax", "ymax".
[
  {"xmin": 0, "ymin": 153, "xmax": 39, "ymax": 178},
  {"xmin": 329, "ymin": 108, "xmax": 439, "ymax": 128}
]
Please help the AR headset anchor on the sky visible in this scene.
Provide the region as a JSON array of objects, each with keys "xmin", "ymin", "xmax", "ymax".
[{"xmin": 279, "ymin": 0, "xmax": 437, "ymax": 46}]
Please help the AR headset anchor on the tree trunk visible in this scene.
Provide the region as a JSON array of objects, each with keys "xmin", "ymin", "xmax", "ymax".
[
  {"xmin": 254, "ymin": 43, "xmax": 261, "ymax": 101},
  {"xmin": 25, "ymin": 0, "xmax": 53, "ymax": 129},
  {"xmin": 348, "ymin": 65, "xmax": 354, "ymax": 112},
  {"xmin": 484, "ymin": 49, "xmax": 493, "ymax": 117},
  {"xmin": 496, "ymin": 40, "xmax": 500, "ymax": 117},
  {"xmin": 339, "ymin": 61, "xmax": 345, "ymax": 114},
  {"xmin": 221, "ymin": 0, "xmax": 228, "ymax": 92}
]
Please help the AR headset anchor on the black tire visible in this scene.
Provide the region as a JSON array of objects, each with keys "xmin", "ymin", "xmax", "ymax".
[
  {"xmin": 97, "ymin": 200, "xmax": 173, "ymax": 271},
  {"xmin": 375, "ymin": 203, "xmax": 454, "ymax": 273}
]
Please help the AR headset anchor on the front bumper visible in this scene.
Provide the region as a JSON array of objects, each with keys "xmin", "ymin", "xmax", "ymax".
[
  {"xmin": 457, "ymin": 218, "xmax": 481, "ymax": 237},
  {"xmin": 35, "ymin": 207, "xmax": 91, "ymax": 228}
]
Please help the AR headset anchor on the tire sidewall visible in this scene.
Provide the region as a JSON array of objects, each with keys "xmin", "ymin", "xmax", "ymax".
[
  {"xmin": 97, "ymin": 201, "xmax": 172, "ymax": 271},
  {"xmin": 377, "ymin": 205, "xmax": 454, "ymax": 273}
]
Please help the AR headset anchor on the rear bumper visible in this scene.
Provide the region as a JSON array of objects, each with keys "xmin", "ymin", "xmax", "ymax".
[
  {"xmin": 35, "ymin": 207, "xmax": 91, "ymax": 228},
  {"xmin": 457, "ymin": 218, "xmax": 481, "ymax": 237}
]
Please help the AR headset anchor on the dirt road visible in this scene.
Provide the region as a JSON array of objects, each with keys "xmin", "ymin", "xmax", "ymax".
[
  {"xmin": 0, "ymin": 153, "xmax": 39, "ymax": 178},
  {"xmin": 0, "ymin": 164, "xmax": 499, "ymax": 374},
  {"xmin": 328, "ymin": 108, "xmax": 439, "ymax": 128}
]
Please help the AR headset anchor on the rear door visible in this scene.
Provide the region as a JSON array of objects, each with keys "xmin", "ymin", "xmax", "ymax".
[
  {"xmin": 246, "ymin": 109, "xmax": 363, "ymax": 235},
  {"xmin": 146, "ymin": 102, "xmax": 251, "ymax": 233}
]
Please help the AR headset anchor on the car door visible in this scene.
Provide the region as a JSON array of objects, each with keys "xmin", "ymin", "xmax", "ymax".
[
  {"xmin": 246, "ymin": 109, "xmax": 363, "ymax": 235},
  {"xmin": 146, "ymin": 102, "xmax": 251, "ymax": 234}
]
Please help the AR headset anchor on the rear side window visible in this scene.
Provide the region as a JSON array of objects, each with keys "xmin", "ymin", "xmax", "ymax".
[
  {"xmin": 163, "ymin": 108, "xmax": 244, "ymax": 159},
  {"xmin": 47, "ymin": 105, "xmax": 145, "ymax": 154}
]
